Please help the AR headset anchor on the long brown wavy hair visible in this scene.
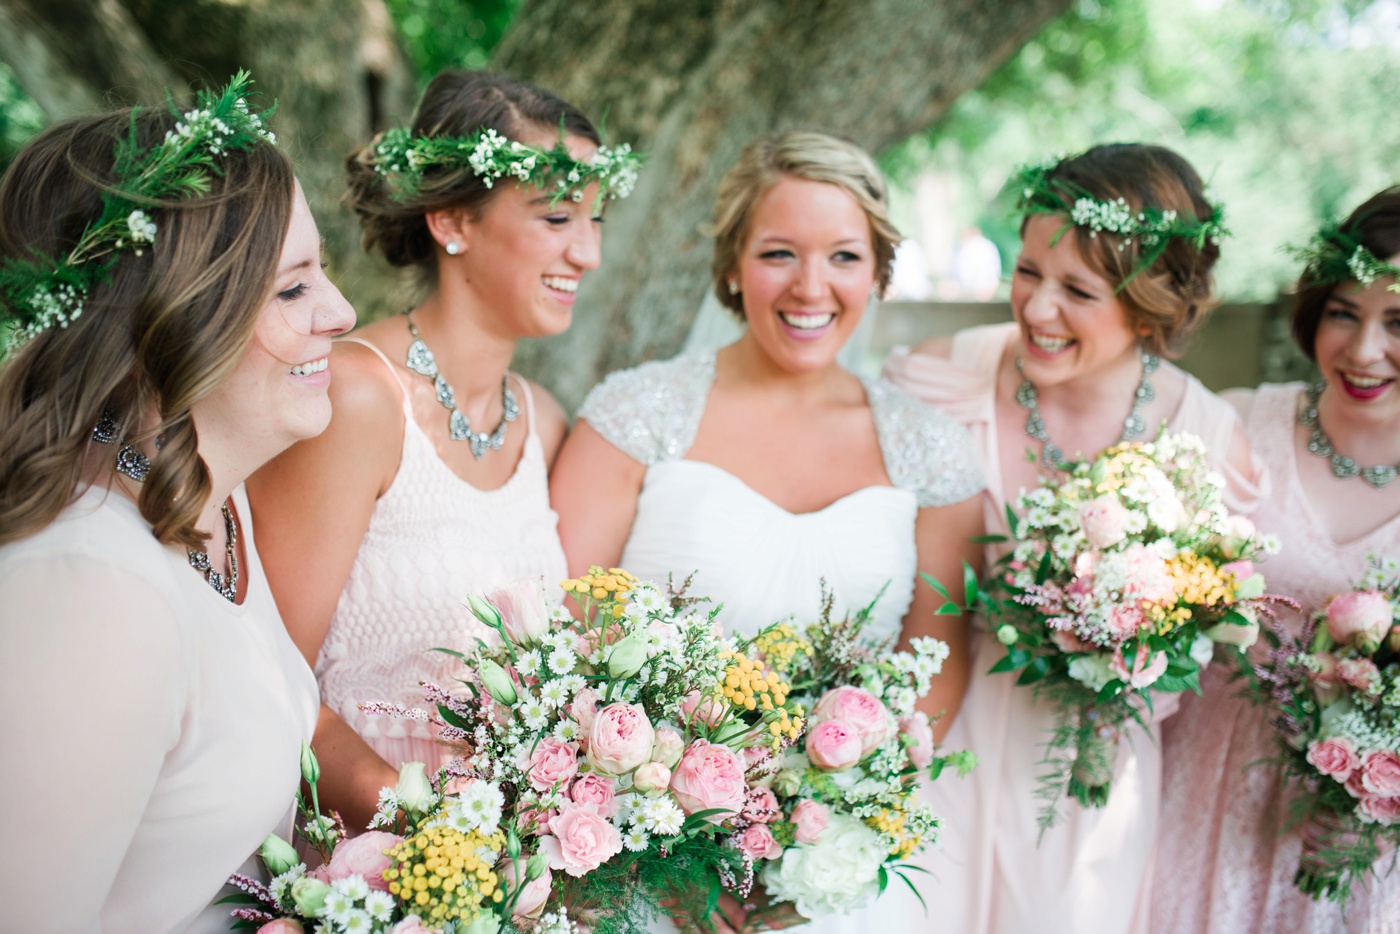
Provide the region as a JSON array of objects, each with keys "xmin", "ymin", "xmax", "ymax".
[{"xmin": 0, "ymin": 108, "xmax": 294, "ymax": 549}]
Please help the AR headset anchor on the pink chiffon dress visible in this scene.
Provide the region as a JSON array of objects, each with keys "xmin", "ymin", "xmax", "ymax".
[
  {"xmin": 314, "ymin": 338, "xmax": 567, "ymax": 773},
  {"xmin": 1152, "ymin": 382, "xmax": 1400, "ymax": 933},
  {"xmin": 882, "ymin": 322, "xmax": 1266, "ymax": 934}
]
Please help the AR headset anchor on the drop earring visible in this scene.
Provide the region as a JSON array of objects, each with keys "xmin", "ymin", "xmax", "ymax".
[
  {"xmin": 445, "ymin": 241, "xmax": 461, "ymax": 256},
  {"xmin": 727, "ymin": 280, "xmax": 739, "ymax": 295}
]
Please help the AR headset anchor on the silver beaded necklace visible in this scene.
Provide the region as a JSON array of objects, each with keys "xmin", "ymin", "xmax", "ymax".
[
  {"xmin": 92, "ymin": 412, "xmax": 239, "ymax": 602},
  {"xmin": 1299, "ymin": 381, "xmax": 1400, "ymax": 489},
  {"xmin": 1014, "ymin": 352, "xmax": 1160, "ymax": 468},
  {"xmin": 404, "ymin": 312, "xmax": 519, "ymax": 460}
]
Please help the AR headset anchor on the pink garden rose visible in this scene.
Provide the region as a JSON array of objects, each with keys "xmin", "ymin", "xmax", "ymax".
[
  {"xmin": 790, "ymin": 799, "xmax": 830, "ymax": 845},
  {"xmin": 587, "ymin": 703, "xmax": 655, "ymax": 775},
  {"xmin": 499, "ymin": 857, "xmax": 553, "ymax": 922},
  {"xmin": 1359, "ymin": 794, "xmax": 1400, "ymax": 826},
  {"xmin": 1338, "ymin": 657, "xmax": 1382, "ymax": 695},
  {"xmin": 1049, "ymin": 627, "xmax": 1092, "ymax": 653},
  {"xmin": 257, "ymin": 922, "xmax": 305, "ymax": 934},
  {"xmin": 810, "ymin": 686, "xmax": 893, "ymax": 756},
  {"xmin": 322, "ymin": 830, "xmax": 403, "ymax": 892},
  {"xmin": 1106, "ymin": 604, "xmax": 1147, "ymax": 639},
  {"xmin": 669, "ymin": 740, "xmax": 748, "ymax": 822},
  {"xmin": 1079, "ymin": 495, "xmax": 1131, "ymax": 549},
  {"xmin": 1361, "ymin": 750, "xmax": 1400, "ymax": 797},
  {"xmin": 805, "ymin": 719, "xmax": 863, "ymax": 771},
  {"xmin": 632, "ymin": 761, "xmax": 671, "ymax": 794},
  {"xmin": 529, "ymin": 738, "xmax": 581, "ymax": 792},
  {"xmin": 680, "ymin": 690, "xmax": 725, "ymax": 728},
  {"xmin": 540, "ymin": 802, "xmax": 624, "ymax": 877},
  {"xmin": 1306, "ymin": 737, "xmax": 1360, "ymax": 781},
  {"xmin": 1219, "ymin": 559, "xmax": 1255, "ymax": 581},
  {"xmin": 650, "ymin": 727, "xmax": 685, "ymax": 768},
  {"xmin": 1325, "ymin": 590, "xmax": 1392, "ymax": 652},
  {"xmin": 388, "ymin": 916, "xmax": 434, "ymax": 934},
  {"xmin": 486, "ymin": 576, "xmax": 551, "ymax": 644},
  {"xmin": 1109, "ymin": 642, "xmax": 1168, "ymax": 690},
  {"xmin": 737, "ymin": 823, "xmax": 783, "ymax": 861},
  {"xmin": 741, "ymin": 786, "xmax": 780, "ymax": 824},
  {"xmin": 569, "ymin": 772, "xmax": 619, "ymax": 818},
  {"xmin": 570, "ymin": 687, "xmax": 601, "ymax": 745},
  {"xmin": 519, "ymin": 805, "xmax": 559, "ymax": 836},
  {"xmin": 1345, "ymin": 768, "xmax": 1370, "ymax": 799},
  {"xmin": 1308, "ymin": 653, "xmax": 1343, "ymax": 706},
  {"xmin": 898, "ymin": 712, "xmax": 936, "ymax": 769}
]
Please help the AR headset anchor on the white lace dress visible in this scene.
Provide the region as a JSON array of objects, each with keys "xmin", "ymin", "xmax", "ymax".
[{"xmin": 577, "ymin": 351, "xmax": 984, "ymax": 928}]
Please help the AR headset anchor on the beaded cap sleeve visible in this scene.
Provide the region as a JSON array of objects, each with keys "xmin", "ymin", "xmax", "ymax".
[
  {"xmin": 576, "ymin": 352, "xmax": 717, "ymax": 465},
  {"xmin": 864, "ymin": 377, "xmax": 985, "ymax": 507}
]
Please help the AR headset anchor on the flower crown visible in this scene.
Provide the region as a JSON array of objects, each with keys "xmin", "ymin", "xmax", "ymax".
[
  {"xmin": 1289, "ymin": 221, "xmax": 1400, "ymax": 294},
  {"xmin": 0, "ymin": 71, "xmax": 278, "ymax": 348},
  {"xmin": 1011, "ymin": 155, "xmax": 1229, "ymax": 290},
  {"xmin": 368, "ymin": 125, "xmax": 642, "ymax": 206}
]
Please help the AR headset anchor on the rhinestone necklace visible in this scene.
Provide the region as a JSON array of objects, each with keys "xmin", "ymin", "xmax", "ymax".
[
  {"xmin": 404, "ymin": 312, "xmax": 519, "ymax": 459},
  {"xmin": 91, "ymin": 413, "xmax": 239, "ymax": 602},
  {"xmin": 1014, "ymin": 351, "xmax": 1160, "ymax": 468},
  {"xmin": 1299, "ymin": 381, "xmax": 1400, "ymax": 489}
]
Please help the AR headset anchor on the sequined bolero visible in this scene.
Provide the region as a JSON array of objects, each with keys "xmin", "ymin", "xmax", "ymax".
[
  {"xmin": 577, "ymin": 352, "xmax": 984, "ymax": 644},
  {"xmin": 577, "ymin": 351, "xmax": 984, "ymax": 508}
]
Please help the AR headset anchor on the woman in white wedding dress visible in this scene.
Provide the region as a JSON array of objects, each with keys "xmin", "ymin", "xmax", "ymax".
[{"xmin": 551, "ymin": 130, "xmax": 986, "ymax": 932}]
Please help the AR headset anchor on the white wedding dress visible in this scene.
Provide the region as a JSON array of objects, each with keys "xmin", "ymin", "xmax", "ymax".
[{"xmin": 576, "ymin": 350, "xmax": 984, "ymax": 930}]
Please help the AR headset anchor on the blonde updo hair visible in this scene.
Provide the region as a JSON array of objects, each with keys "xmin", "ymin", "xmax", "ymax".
[
  {"xmin": 1028, "ymin": 144, "xmax": 1221, "ymax": 357},
  {"xmin": 0, "ymin": 109, "xmax": 294, "ymax": 549},
  {"xmin": 345, "ymin": 70, "xmax": 600, "ymax": 275},
  {"xmin": 710, "ymin": 131, "xmax": 901, "ymax": 319}
]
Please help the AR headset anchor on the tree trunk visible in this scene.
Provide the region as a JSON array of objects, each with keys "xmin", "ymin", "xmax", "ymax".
[
  {"xmin": 0, "ymin": 0, "xmax": 416, "ymax": 309},
  {"xmin": 493, "ymin": 0, "xmax": 1073, "ymax": 409}
]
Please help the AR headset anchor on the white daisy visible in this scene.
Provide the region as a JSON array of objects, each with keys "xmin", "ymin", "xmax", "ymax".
[
  {"xmin": 547, "ymin": 649, "xmax": 578, "ymax": 675},
  {"xmin": 321, "ymin": 888, "xmax": 356, "ymax": 923},
  {"xmin": 552, "ymin": 718, "xmax": 580, "ymax": 742},
  {"xmin": 516, "ymin": 649, "xmax": 543, "ymax": 678},
  {"xmin": 539, "ymin": 679, "xmax": 570, "ymax": 708},
  {"xmin": 622, "ymin": 827, "xmax": 651, "ymax": 852},
  {"xmin": 452, "ymin": 780, "xmax": 505, "ymax": 835},
  {"xmin": 363, "ymin": 891, "xmax": 394, "ymax": 922},
  {"xmin": 340, "ymin": 909, "xmax": 374, "ymax": 933},
  {"xmin": 332, "ymin": 874, "xmax": 370, "ymax": 901}
]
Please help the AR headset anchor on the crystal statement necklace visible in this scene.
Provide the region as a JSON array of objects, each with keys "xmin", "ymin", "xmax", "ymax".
[
  {"xmin": 1299, "ymin": 381, "xmax": 1399, "ymax": 489},
  {"xmin": 404, "ymin": 312, "xmax": 519, "ymax": 459},
  {"xmin": 92, "ymin": 412, "xmax": 239, "ymax": 602},
  {"xmin": 1015, "ymin": 351, "xmax": 1160, "ymax": 468}
]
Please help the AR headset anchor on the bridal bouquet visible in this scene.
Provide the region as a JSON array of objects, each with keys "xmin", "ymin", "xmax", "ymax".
[
  {"xmin": 223, "ymin": 745, "xmax": 542, "ymax": 934},
  {"xmin": 954, "ymin": 431, "xmax": 1276, "ymax": 828},
  {"xmin": 1245, "ymin": 554, "xmax": 1400, "ymax": 903},
  {"xmin": 735, "ymin": 592, "xmax": 973, "ymax": 921}
]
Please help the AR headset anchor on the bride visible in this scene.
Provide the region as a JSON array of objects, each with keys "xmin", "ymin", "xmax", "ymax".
[{"xmin": 550, "ymin": 130, "xmax": 985, "ymax": 931}]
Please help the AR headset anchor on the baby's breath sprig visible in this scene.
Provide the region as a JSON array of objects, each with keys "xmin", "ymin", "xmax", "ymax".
[
  {"xmin": 369, "ymin": 125, "xmax": 642, "ymax": 207},
  {"xmin": 0, "ymin": 70, "xmax": 278, "ymax": 347},
  {"xmin": 1010, "ymin": 155, "xmax": 1229, "ymax": 292},
  {"xmin": 1289, "ymin": 221, "xmax": 1400, "ymax": 294}
]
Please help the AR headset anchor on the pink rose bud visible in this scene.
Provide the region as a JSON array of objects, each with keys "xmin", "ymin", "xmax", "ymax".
[
  {"xmin": 539, "ymin": 802, "xmax": 625, "ymax": 877},
  {"xmin": 569, "ymin": 772, "xmax": 619, "ymax": 818},
  {"xmin": 680, "ymin": 690, "xmax": 725, "ymax": 728},
  {"xmin": 484, "ymin": 576, "xmax": 552, "ymax": 644},
  {"xmin": 570, "ymin": 688, "xmax": 601, "ymax": 748},
  {"xmin": 498, "ymin": 856, "xmax": 553, "ymax": 923},
  {"xmin": 669, "ymin": 740, "xmax": 748, "ymax": 822},
  {"xmin": 322, "ymin": 830, "xmax": 404, "ymax": 892},
  {"xmin": 388, "ymin": 917, "xmax": 435, "ymax": 934},
  {"xmin": 1338, "ymin": 657, "xmax": 1382, "ymax": 695},
  {"xmin": 1219, "ymin": 559, "xmax": 1255, "ymax": 581},
  {"xmin": 632, "ymin": 761, "xmax": 672, "ymax": 794},
  {"xmin": 1390, "ymin": 624, "xmax": 1400, "ymax": 654},
  {"xmin": 1308, "ymin": 653, "xmax": 1343, "ymax": 706},
  {"xmin": 1362, "ymin": 750, "xmax": 1400, "ymax": 797},
  {"xmin": 1325, "ymin": 590, "xmax": 1393, "ymax": 653},
  {"xmin": 805, "ymin": 719, "xmax": 863, "ymax": 771},
  {"xmin": 810, "ymin": 686, "xmax": 894, "ymax": 756},
  {"xmin": 650, "ymin": 727, "xmax": 685, "ymax": 769},
  {"xmin": 1078, "ymin": 495, "xmax": 1131, "ymax": 549},
  {"xmin": 1109, "ymin": 642, "xmax": 1168, "ymax": 689},
  {"xmin": 898, "ymin": 712, "xmax": 936, "ymax": 769},
  {"xmin": 741, "ymin": 786, "xmax": 780, "ymax": 824},
  {"xmin": 1359, "ymin": 793, "xmax": 1400, "ymax": 825},
  {"xmin": 1306, "ymin": 737, "xmax": 1360, "ymax": 781},
  {"xmin": 737, "ymin": 822, "xmax": 783, "ymax": 861},
  {"xmin": 790, "ymin": 798, "xmax": 830, "ymax": 844},
  {"xmin": 586, "ymin": 703, "xmax": 655, "ymax": 775},
  {"xmin": 528, "ymin": 737, "xmax": 581, "ymax": 792},
  {"xmin": 257, "ymin": 921, "xmax": 305, "ymax": 934}
]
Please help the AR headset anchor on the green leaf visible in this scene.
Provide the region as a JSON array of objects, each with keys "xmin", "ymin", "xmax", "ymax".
[
  {"xmin": 1035, "ymin": 549, "xmax": 1053, "ymax": 585},
  {"xmin": 963, "ymin": 562, "xmax": 982, "ymax": 605},
  {"xmin": 1016, "ymin": 655, "xmax": 1052, "ymax": 685},
  {"xmin": 894, "ymin": 868, "xmax": 932, "ymax": 916},
  {"xmin": 935, "ymin": 601, "xmax": 963, "ymax": 616},
  {"xmin": 878, "ymin": 864, "xmax": 889, "ymax": 895},
  {"xmin": 921, "ymin": 573, "xmax": 950, "ymax": 599},
  {"xmin": 969, "ymin": 534, "xmax": 1009, "ymax": 544},
  {"xmin": 430, "ymin": 647, "xmax": 468, "ymax": 660},
  {"xmin": 214, "ymin": 893, "xmax": 260, "ymax": 906},
  {"xmin": 1096, "ymin": 679, "xmax": 1125, "ymax": 704},
  {"xmin": 1004, "ymin": 503, "xmax": 1021, "ymax": 538}
]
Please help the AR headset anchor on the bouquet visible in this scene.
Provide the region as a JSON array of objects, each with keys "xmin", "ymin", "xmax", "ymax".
[
  {"xmin": 737, "ymin": 591, "xmax": 975, "ymax": 922},
  {"xmin": 1246, "ymin": 554, "xmax": 1400, "ymax": 903},
  {"xmin": 949, "ymin": 431, "xmax": 1277, "ymax": 829},
  {"xmin": 223, "ymin": 745, "xmax": 540, "ymax": 934}
]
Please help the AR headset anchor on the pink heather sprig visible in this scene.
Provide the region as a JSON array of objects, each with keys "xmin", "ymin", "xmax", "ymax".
[
  {"xmin": 227, "ymin": 872, "xmax": 278, "ymax": 906},
  {"xmin": 421, "ymin": 679, "xmax": 475, "ymax": 716},
  {"xmin": 232, "ymin": 907, "xmax": 278, "ymax": 924},
  {"xmin": 438, "ymin": 724, "xmax": 471, "ymax": 743},
  {"xmin": 359, "ymin": 700, "xmax": 432, "ymax": 722}
]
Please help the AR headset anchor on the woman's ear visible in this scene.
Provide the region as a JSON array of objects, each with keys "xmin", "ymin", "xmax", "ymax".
[{"xmin": 424, "ymin": 206, "xmax": 475, "ymax": 255}]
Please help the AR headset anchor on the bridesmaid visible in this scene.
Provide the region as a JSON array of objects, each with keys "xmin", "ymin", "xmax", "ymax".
[
  {"xmin": 249, "ymin": 70, "xmax": 637, "ymax": 828},
  {"xmin": 551, "ymin": 130, "xmax": 986, "ymax": 932},
  {"xmin": 883, "ymin": 144, "xmax": 1265, "ymax": 934},
  {"xmin": 0, "ymin": 89, "xmax": 354, "ymax": 927},
  {"xmin": 1153, "ymin": 187, "xmax": 1400, "ymax": 932}
]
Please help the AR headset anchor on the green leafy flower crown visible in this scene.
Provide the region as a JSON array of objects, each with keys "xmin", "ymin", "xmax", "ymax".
[
  {"xmin": 368, "ymin": 125, "xmax": 642, "ymax": 206},
  {"xmin": 1289, "ymin": 221, "xmax": 1400, "ymax": 294},
  {"xmin": 0, "ymin": 71, "xmax": 278, "ymax": 348},
  {"xmin": 1011, "ymin": 155, "xmax": 1229, "ymax": 290}
]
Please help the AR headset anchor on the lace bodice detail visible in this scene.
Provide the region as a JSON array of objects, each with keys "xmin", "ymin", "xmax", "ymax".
[
  {"xmin": 578, "ymin": 351, "xmax": 984, "ymax": 507},
  {"xmin": 316, "ymin": 339, "xmax": 566, "ymax": 768}
]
